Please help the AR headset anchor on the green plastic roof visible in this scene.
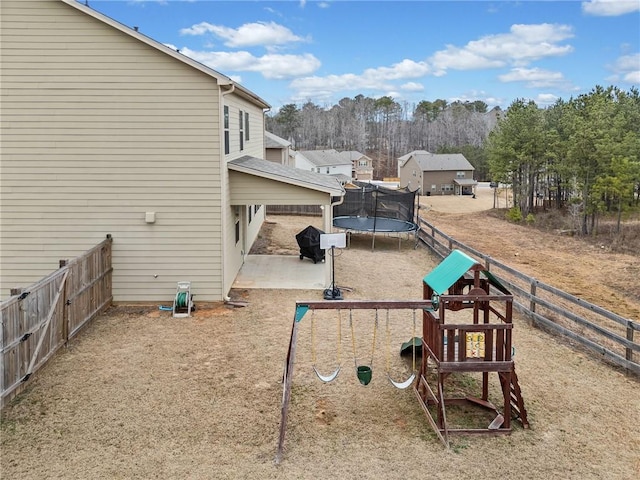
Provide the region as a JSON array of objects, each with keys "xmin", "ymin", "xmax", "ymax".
[{"xmin": 423, "ymin": 249, "xmax": 478, "ymax": 295}]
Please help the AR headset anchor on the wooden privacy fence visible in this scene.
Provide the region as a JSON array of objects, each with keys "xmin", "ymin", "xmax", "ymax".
[
  {"xmin": 416, "ymin": 217, "xmax": 640, "ymax": 376},
  {"xmin": 266, "ymin": 205, "xmax": 322, "ymax": 216},
  {"xmin": 0, "ymin": 235, "xmax": 113, "ymax": 408}
]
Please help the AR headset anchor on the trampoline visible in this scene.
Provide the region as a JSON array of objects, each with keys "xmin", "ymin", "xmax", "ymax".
[
  {"xmin": 333, "ymin": 216, "xmax": 417, "ymax": 233},
  {"xmin": 333, "ymin": 182, "xmax": 419, "ymax": 249}
]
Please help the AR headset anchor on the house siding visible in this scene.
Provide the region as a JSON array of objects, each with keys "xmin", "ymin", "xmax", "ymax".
[
  {"xmin": 220, "ymin": 93, "xmax": 267, "ymax": 295},
  {"xmin": 1, "ymin": 0, "xmax": 225, "ymax": 301},
  {"xmin": 400, "ymin": 157, "xmax": 423, "ymax": 192},
  {"xmin": 228, "ymin": 172, "xmax": 331, "ymax": 205},
  {"xmin": 399, "ymin": 156, "xmax": 474, "ymax": 196}
]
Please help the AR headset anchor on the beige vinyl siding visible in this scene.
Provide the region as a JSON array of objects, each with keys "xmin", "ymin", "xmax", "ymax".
[
  {"xmin": 265, "ymin": 149, "xmax": 287, "ymax": 164},
  {"xmin": 400, "ymin": 157, "xmax": 422, "ymax": 192},
  {"xmin": 221, "ymin": 93, "xmax": 267, "ymax": 294},
  {"xmin": 1, "ymin": 0, "xmax": 224, "ymax": 301},
  {"xmin": 228, "ymin": 172, "xmax": 331, "ymax": 205},
  {"xmin": 425, "ymin": 172, "xmax": 456, "ymax": 194}
]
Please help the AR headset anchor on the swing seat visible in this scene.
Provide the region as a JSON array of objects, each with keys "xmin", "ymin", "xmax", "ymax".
[
  {"xmin": 387, "ymin": 372, "xmax": 416, "ymax": 390},
  {"xmin": 357, "ymin": 365, "xmax": 373, "ymax": 385},
  {"xmin": 313, "ymin": 365, "xmax": 341, "ymax": 383}
]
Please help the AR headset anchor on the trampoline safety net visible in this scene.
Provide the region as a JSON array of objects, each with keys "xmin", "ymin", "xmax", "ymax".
[{"xmin": 333, "ymin": 182, "xmax": 418, "ymax": 232}]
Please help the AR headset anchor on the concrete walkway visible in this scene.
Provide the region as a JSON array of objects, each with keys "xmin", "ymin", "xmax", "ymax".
[{"xmin": 232, "ymin": 255, "xmax": 326, "ymax": 290}]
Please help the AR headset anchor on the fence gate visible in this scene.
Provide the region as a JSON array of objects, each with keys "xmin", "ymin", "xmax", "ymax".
[{"xmin": 0, "ymin": 236, "xmax": 113, "ymax": 408}]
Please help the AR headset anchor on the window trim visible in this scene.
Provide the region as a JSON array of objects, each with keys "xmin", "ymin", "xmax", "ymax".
[
  {"xmin": 239, "ymin": 109, "xmax": 244, "ymax": 152},
  {"xmin": 224, "ymin": 105, "xmax": 230, "ymax": 155}
]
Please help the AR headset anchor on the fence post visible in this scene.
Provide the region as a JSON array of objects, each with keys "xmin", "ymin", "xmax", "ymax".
[
  {"xmin": 626, "ymin": 323, "xmax": 635, "ymax": 372},
  {"xmin": 59, "ymin": 260, "xmax": 69, "ymax": 344},
  {"xmin": 530, "ymin": 279, "xmax": 537, "ymax": 314}
]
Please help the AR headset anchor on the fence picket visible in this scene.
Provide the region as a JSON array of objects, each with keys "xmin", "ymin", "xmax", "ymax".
[{"xmin": 0, "ymin": 236, "xmax": 113, "ymax": 408}]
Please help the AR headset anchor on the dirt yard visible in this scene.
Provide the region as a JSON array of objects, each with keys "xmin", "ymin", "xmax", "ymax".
[
  {"xmin": 420, "ymin": 186, "xmax": 640, "ymax": 321},
  {"xmin": 1, "ymin": 190, "xmax": 639, "ymax": 479}
]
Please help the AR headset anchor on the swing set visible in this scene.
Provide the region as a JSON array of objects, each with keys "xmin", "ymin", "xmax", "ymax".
[
  {"xmin": 275, "ymin": 251, "xmax": 529, "ymax": 464},
  {"xmin": 309, "ymin": 305, "xmax": 419, "ymax": 387},
  {"xmin": 276, "ymin": 299, "xmax": 429, "ymax": 464}
]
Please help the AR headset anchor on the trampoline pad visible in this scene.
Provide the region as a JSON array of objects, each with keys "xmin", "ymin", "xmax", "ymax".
[{"xmin": 333, "ymin": 216, "xmax": 417, "ymax": 233}]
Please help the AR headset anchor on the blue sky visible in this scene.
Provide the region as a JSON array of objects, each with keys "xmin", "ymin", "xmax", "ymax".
[{"xmin": 87, "ymin": 0, "xmax": 639, "ymax": 111}]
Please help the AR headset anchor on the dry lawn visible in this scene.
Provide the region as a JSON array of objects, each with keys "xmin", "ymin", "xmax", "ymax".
[{"xmin": 2, "ymin": 191, "xmax": 639, "ymax": 479}]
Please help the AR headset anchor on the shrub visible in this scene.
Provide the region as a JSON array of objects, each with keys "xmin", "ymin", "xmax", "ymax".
[
  {"xmin": 506, "ymin": 206, "xmax": 522, "ymax": 222},
  {"xmin": 525, "ymin": 213, "xmax": 535, "ymax": 225}
]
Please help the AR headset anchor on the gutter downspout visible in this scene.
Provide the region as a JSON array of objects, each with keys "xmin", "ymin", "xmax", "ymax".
[
  {"xmin": 324, "ymin": 193, "xmax": 345, "ymax": 288},
  {"xmin": 221, "ymin": 83, "xmax": 236, "ymax": 302}
]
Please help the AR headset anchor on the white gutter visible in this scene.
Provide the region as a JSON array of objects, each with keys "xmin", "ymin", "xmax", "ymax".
[{"xmin": 221, "ymin": 84, "xmax": 236, "ymax": 302}]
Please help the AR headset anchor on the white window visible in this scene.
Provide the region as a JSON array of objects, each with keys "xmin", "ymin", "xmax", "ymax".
[
  {"xmin": 441, "ymin": 184, "xmax": 454, "ymax": 192},
  {"xmin": 224, "ymin": 106, "xmax": 229, "ymax": 155},
  {"xmin": 239, "ymin": 110, "xmax": 244, "ymax": 151},
  {"xmin": 456, "ymin": 171, "xmax": 465, "ymax": 178}
]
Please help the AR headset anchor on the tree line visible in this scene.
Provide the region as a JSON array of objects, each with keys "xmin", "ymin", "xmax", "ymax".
[
  {"xmin": 486, "ymin": 85, "xmax": 639, "ymax": 234},
  {"xmin": 266, "ymin": 95, "xmax": 497, "ymax": 179},
  {"xmin": 266, "ymin": 85, "xmax": 640, "ymax": 234}
]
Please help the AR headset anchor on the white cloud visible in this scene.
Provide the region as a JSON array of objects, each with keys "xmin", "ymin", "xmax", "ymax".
[
  {"xmin": 582, "ymin": 0, "xmax": 640, "ymax": 16},
  {"xmin": 499, "ymin": 67, "xmax": 568, "ymax": 88},
  {"xmin": 605, "ymin": 53, "xmax": 640, "ymax": 83},
  {"xmin": 401, "ymin": 82, "xmax": 425, "ymax": 92},
  {"xmin": 430, "ymin": 23, "xmax": 574, "ymax": 73},
  {"xmin": 364, "ymin": 59, "xmax": 430, "ymax": 80},
  {"xmin": 179, "ymin": 47, "xmax": 321, "ymax": 80},
  {"xmin": 180, "ymin": 21, "xmax": 307, "ymax": 48},
  {"xmin": 535, "ymin": 93, "xmax": 560, "ymax": 107},
  {"xmin": 624, "ymin": 70, "xmax": 640, "ymax": 83},
  {"xmin": 289, "ymin": 59, "xmax": 429, "ymax": 99}
]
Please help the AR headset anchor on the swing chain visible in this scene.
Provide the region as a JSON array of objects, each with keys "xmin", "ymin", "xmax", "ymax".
[
  {"xmin": 411, "ymin": 309, "xmax": 417, "ymax": 372},
  {"xmin": 350, "ymin": 309, "xmax": 358, "ymax": 368},
  {"xmin": 370, "ymin": 309, "xmax": 378, "ymax": 367},
  {"xmin": 311, "ymin": 308, "xmax": 317, "ymax": 366},
  {"xmin": 385, "ymin": 309, "xmax": 418, "ymax": 390}
]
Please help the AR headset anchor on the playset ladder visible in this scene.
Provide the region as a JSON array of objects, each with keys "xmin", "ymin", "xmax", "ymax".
[{"xmin": 501, "ymin": 369, "xmax": 529, "ymax": 428}]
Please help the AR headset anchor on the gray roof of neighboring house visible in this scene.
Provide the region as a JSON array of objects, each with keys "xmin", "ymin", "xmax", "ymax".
[
  {"xmin": 412, "ymin": 152, "xmax": 475, "ymax": 172},
  {"xmin": 330, "ymin": 173, "xmax": 352, "ymax": 184},
  {"xmin": 398, "ymin": 150, "xmax": 429, "ymax": 168},
  {"xmin": 298, "ymin": 149, "xmax": 352, "ymax": 167},
  {"xmin": 398, "ymin": 150, "xmax": 429, "ymax": 162},
  {"xmin": 265, "ymin": 131, "xmax": 291, "ymax": 149},
  {"xmin": 228, "ymin": 156, "xmax": 345, "ymax": 196},
  {"xmin": 454, "ymin": 178, "xmax": 478, "ymax": 186},
  {"xmin": 338, "ymin": 151, "xmax": 368, "ymax": 162}
]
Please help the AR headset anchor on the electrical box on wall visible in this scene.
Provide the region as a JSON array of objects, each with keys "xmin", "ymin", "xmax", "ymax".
[{"xmin": 145, "ymin": 212, "xmax": 156, "ymax": 224}]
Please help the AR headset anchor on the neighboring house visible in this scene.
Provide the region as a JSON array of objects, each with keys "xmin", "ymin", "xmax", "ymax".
[
  {"xmin": 397, "ymin": 150, "xmax": 429, "ymax": 178},
  {"xmin": 399, "ymin": 151, "xmax": 477, "ymax": 196},
  {"xmin": 338, "ymin": 151, "xmax": 374, "ymax": 181},
  {"xmin": 295, "ymin": 150, "xmax": 353, "ymax": 183},
  {"xmin": 265, "ymin": 131, "xmax": 294, "ymax": 167},
  {"xmin": 0, "ymin": 0, "xmax": 344, "ymax": 302}
]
